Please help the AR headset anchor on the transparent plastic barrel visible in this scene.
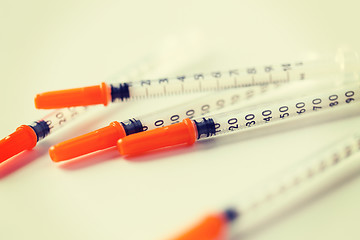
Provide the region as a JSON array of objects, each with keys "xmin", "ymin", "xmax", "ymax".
[
  {"xmin": 205, "ymin": 82, "xmax": 360, "ymax": 139},
  {"xmin": 117, "ymin": 51, "xmax": 360, "ymax": 100}
]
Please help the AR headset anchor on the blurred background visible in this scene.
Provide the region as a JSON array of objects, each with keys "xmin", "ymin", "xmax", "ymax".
[{"xmin": 1, "ymin": 0, "xmax": 360, "ymax": 239}]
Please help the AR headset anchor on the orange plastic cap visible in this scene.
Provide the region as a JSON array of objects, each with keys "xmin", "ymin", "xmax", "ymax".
[
  {"xmin": 49, "ymin": 121, "xmax": 126, "ymax": 162},
  {"xmin": 169, "ymin": 213, "xmax": 227, "ymax": 240},
  {"xmin": 0, "ymin": 125, "xmax": 37, "ymax": 164},
  {"xmin": 35, "ymin": 82, "xmax": 111, "ymax": 109},
  {"xmin": 117, "ymin": 118, "xmax": 196, "ymax": 156}
]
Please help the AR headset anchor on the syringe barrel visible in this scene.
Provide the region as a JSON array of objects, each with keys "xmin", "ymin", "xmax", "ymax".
[
  {"xmin": 201, "ymin": 82, "xmax": 360, "ymax": 140},
  {"xmin": 40, "ymin": 107, "xmax": 88, "ymax": 135},
  {"xmin": 118, "ymin": 52, "xmax": 360, "ymax": 101},
  {"xmin": 228, "ymin": 132, "xmax": 360, "ymax": 235}
]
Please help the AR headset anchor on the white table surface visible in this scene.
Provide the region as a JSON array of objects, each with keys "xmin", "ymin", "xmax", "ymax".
[{"xmin": 1, "ymin": 1, "xmax": 360, "ymax": 240}]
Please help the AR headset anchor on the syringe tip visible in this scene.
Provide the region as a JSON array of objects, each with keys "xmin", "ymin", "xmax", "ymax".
[
  {"xmin": 0, "ymin": 125, "xmax": 37, "ymax": 164},
  {"xmin": 49, "ymin": 121, "xmax": 126, "ymax": 162},
  {"xmin": 34, "ymin": 82, "xmax": 111, "ymax": 109}
]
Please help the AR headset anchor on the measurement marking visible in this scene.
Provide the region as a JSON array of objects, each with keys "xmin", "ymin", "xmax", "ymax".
[
  {"xmin": 234, "ymin": 77, "xmax": 237, "ymax": 87},
  {"xmin": 216, "ymin": 79, "xmax": 220, "ymax": 90},
  {"xmin": 181, "ymin": 83, "xmax": 184, "ymax": 93},
  {"xmin": 145, "ymin": 88, "xmax": 149, "ymax": 97},
  {"xmin": 252, "ymin": 76, "xmax": 255, "ymax": 85},
  {"xmin": 199, "ymin": 81, "xmax": 202, "ymax": 91},
  {"xmin": 163, "ymin": 85, "xmax": 167, "ymax": 95},
  {"xmin": 269, "ymin": 73, "xmax": 272, "ymax": 83}
]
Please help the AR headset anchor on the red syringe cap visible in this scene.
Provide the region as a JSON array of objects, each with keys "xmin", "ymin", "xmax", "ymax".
[
  {"xmin": 169, "ymin": 213, "xmax": 227, "ymax": 240},
  {"xmin": 117, "ymin": 118, "xmax": 196, "ymax": 156},
  {"xmin": 49, "ymin": 121, "xmax": 126, "ymax": 162},
  {"xmin": 34, "ymin": 82, "xmax": 110, "ymax": 109},
  {"xmin": 0, "ymin": 125, "xmax": 37, "ymax": 163}
]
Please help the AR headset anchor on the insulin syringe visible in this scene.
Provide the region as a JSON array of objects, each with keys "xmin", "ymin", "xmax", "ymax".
[
  {"xmin": 167, "ymin": 132, "xmax": 360, "ymax": 240},
  {"xmin": 0, "ymin": 37, "xmax": 201, "ymax": 164},
  {"xmin": 49, "ymin": 83, "xmax": 287, "ymax": 162},
  {"xmin": 34, "ymin": 53, "xmax": 359, "ymax": 109},
  {"xmin": 116, "ymin": 82, "xmax": 360, "ymax": 156}
]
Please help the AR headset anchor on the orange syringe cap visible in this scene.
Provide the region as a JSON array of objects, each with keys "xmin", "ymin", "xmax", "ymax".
[
  {"xmin": 49, "ymin": 121, "xmax": 126, "ymax": 162},
  {"xmin": 169, "ymin": 213, "xmax": 227, "ymax": 240},
  {"xmin": 0, "ymin": 125, "xmax": 37, "ymax": 163},
  {"xmin": 169, "ymin": 209, "xmax": 238, "ymax": 240},
  {"xmin": 117, "ymin": 118, "xmax": 196, "ymax": 156},
  {"xmin": 35, "ymin": 82, "xmax": 111, "ymax": 109}
]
